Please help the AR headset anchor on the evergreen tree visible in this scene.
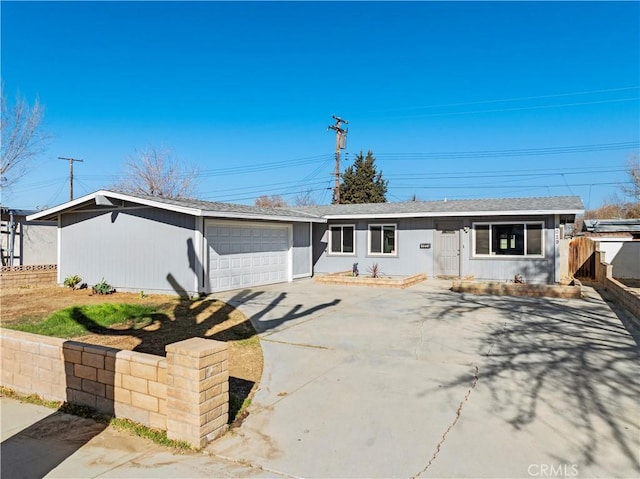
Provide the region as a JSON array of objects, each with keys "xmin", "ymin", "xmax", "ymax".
[{"xmin": 337, "ymin": 150, "xmax": 388, "ymax": 204}]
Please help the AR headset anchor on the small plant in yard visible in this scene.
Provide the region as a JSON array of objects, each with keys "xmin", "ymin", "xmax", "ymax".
[
  {"xmin": 368, "ymin": 262, "xmax": 383, "ymax": 278},
  {"xmin": 63, "ymin": 274, "xmax": 82, "ymax": 289},
  {"xmin": 513, "ymin": 273, "xmax": 526, "ymax": 284},
  {"xmin": 92, "ymin": 278, "xmax": 115, "ymax": 295}
]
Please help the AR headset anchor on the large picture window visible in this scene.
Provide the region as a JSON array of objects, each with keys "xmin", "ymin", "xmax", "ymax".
[
  {"xmin": 369, "ymin": 224, "xmax": 397, "ymax": 255},
  {"xmin": 473, "ymin": 222, "xmax": 543, "ymax": 257},
  {"xmin": 329, "ymin": 225, "xmax": 355, "ymax": 254}
]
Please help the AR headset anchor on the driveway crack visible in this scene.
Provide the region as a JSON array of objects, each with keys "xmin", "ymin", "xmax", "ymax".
[
  {"xmin": 412, "ymin": 365, "xmax": 479, "ymax": 479},
  {"xmin": 261, "ymin": 338, "xmax": 331, "ymax": 350}
]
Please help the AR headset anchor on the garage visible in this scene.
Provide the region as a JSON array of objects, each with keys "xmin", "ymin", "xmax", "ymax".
[{"xmin": 206, "ymin": 220, "xmax": 291, "ymax": 292}]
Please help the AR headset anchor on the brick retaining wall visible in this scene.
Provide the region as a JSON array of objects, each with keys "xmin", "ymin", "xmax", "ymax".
[
  {"xmin": 594, "ymin": 250, "xmax": 640, "ymax": 322},
  {"xmin": 0, "ymin": 329, "xmax": 228, "ymax": 447},
  {"xmin": 0, "ymin": 265, "xmax": 57, "ymax": 288}
]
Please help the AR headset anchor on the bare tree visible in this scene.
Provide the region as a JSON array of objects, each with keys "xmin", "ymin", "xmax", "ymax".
[
  {"xmin": 1, "ymin": 89, "xmax": 51, "ymax": 189},
  {"xmin": 622, "ymin": 154, "xmax": 639, "ymax": 201},
  {"xmin": 579, "ymin": 155, "xmax": 640, "ymax": 221},
  {"xmin": 293, "ymin": 189, "xmax": 317, "ymax": 207},
  {"xmin": 255, "ymin": 194, "xmax": 288, "ymax": 208},
  {"xmin": 113, "ymin": 147, "xmax": 198, "ymax": 198}
]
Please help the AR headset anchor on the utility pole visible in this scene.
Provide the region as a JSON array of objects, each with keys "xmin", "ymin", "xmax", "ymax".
[
  {"xmin": 328, "ymin": 115, "xmax": 348, "ymax": 204},
  {"xmin": 58, "ymin": 157, "xmax": 84, "ymax": 201}
]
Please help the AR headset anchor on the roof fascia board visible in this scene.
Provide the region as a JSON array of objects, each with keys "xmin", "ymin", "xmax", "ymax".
[
  {"xmin": 26, "ymin": 191, "xmax": 100, "ymax": 221},
  {"xmin": 27, "ymin": 190, "xmax": 202, "ymax": 221},
  {"xmin": 201, "ymin": 210, "xmax": 326, "ymax": 223},
  {"xmin": 27, "ymin": 190, "xmax": 326, "ymax": 223},
  {"xmin": 99, "ymin": 191, "xmax": 202, "ymax": 216},
  {"xmin": 322, "ymin": 209, "xmax": 583, "ymax": 220}
]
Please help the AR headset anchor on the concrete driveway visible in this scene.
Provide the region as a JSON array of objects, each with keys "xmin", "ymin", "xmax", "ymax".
[{"xmin": 210, "ymin": 279, "xmax": 640, "ymax": 479}]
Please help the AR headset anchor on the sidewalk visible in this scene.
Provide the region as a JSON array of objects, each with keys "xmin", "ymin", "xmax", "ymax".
[{"xmin": 0, "ymin": 396, "xmax": 276, "ymax": 478}]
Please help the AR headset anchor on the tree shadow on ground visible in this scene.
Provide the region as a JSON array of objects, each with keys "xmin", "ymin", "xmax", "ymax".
[
  {"xmin": 69, "ymin": 274, "xmax": 340, "ymax": 425},
  {"xmin": 0, "ymin": 405, "xmax": 108, "ymax": 479},
  {"xmin": 440, "ymin": 288, "xmax": 640, "ymax": 474}
]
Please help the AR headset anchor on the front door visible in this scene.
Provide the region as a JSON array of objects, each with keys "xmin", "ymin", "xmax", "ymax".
[{"xmin": 434, "ymin": 221, "xmax": 460, "ymax": 277}]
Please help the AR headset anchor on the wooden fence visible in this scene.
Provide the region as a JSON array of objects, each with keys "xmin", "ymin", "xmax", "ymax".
[{"xmin": 569, "ymin": 237, "xmax": 596, "ymax": 279}]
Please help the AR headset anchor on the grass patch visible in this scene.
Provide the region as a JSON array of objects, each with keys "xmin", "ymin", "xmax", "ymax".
[
  {"xmin": 0, "ymin": 386, "xmax": 63, "ymax": 409},
  {"xmin": 5, "ymin": 303, "xmax": 162, "ymax": 338}
]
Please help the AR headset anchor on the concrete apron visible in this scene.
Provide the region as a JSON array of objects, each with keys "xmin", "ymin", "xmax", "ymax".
[{"xmin": 209, "ymin": 279, "xmax": 640, "ymax": 479}]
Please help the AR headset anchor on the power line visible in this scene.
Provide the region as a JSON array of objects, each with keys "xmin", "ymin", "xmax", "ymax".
[
  {"xmin": 378, "ymin": 97, "xmax": 639, "ymax": 119},
  {"xmin": 366, "ymin": 86, "xmax": 640, "ymax": 114},
  {"xmin": 374, "ymin": 141, "xmax": 639, "ymax": 161},
  {"xmin": 391, "ymin": 181, "xmax": 633, "ymax": 190},
  {"xmin": 196, "ymin": 153, "xmax": 333, "ymax": 178},
  {"xmin": 384, "ymin": 167, "xmax": 628, "ymax": 181}
]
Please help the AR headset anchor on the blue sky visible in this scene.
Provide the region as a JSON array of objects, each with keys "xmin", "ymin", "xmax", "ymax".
[{"xmin": 2, "ymin": 1, "xmax": 639, "ymax": 210}]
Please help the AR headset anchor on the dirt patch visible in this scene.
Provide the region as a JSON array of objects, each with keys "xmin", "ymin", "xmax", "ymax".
[{"xmin": 0, "ymin": 285, "xmax": 263, "ymax": 421}]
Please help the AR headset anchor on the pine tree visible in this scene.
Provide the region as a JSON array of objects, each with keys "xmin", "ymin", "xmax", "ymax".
[{"xmin": 337, "ymin": 150, "xmax": 388, "ymax": 204}]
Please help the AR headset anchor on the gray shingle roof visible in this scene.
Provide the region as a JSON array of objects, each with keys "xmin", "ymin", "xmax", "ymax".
[
  {"xmin": 128, "ymin": 192, "xmax": 323, "ymax": 220},
  {"xmin": 292, "ymin": 196, "xmax": 584, "ymax": 217},
  {"xmin": 28, "ymin": 191, "xmax": 584, "ymax": 222},
  {"xmin": 583, "ymin": 219, "xmax": 640, "ymax": 233}
]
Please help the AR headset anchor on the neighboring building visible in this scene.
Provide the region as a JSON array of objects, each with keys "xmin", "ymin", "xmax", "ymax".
[
  {"xmin": 1, "ymin": 207, "xmax": 57, "ymax": 267},
  {"xmin": 582, "ymin": 219, "xmax": 640, "ymax": 239},
  {"xmin": 581, "ymin": 219, "xmax": 640, "ymax": 279},
  {"xmin": 28, "ymin": 191, "xmax": 583, "ymax": 294}
]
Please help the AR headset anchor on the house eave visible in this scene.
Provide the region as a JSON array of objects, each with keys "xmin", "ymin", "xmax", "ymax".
[
  {"xmin": 322, "ymin": 209, "xmax": 584, "ymax": 220},
  {"xmin": 27, "ymin": 190, "xmax": 326, "ymax": 223},
  {"xmin": 199, "ymin": 210, "xmax": 327, "ymax": 223}
]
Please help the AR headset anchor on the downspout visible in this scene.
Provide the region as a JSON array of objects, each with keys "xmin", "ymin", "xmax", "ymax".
[{"xmin": 8, "ymin": 209, "xmax": 16, "ymax": 267}]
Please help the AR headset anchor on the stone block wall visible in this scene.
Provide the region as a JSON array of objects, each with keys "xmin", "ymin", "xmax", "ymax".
[
  {"xmin": 0, "ymin": 329, "xmax": 228, "ymax": 447},
  {"xmin": 0, "ymin": 265, "xmax": 57, "ymax": 288},
  {"xmin": 595, "ymin": 250, "xmax": 640, "ymax": 320}
]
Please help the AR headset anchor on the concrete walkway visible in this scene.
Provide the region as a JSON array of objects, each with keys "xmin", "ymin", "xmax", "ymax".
[{"xmin": 2, "ymin": 279, "xmax": 639, "ymax": 478}]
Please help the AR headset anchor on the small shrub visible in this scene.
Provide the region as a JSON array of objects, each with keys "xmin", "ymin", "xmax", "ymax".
[
  {"xmin": 92, "ymin": 278, "xmax": 115, "ymax": 295},
  {"xmin": 368, "ymin": 263, "xmax": 383, "ymax": 278},
  {"xmin": 63, "ymin": 274, "xmax": 82, "ymax": 289},
  {"xmin": 513, "ymin": 273, "xmax": 525, "ymax": 284}
]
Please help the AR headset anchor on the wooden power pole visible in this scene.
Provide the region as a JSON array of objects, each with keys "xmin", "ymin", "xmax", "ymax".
[
  {"xmin": 58, "ymin": 157, "xmax": 84, "ymax": 200},
  {"xmin": 328, "ymin": 115, "xmax": 348, "ymax": 204}
]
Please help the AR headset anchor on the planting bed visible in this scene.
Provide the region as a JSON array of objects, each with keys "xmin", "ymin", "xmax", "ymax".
[
  {"xmin": 451, "ymin": 279, "xmax": 582, "ymax": 299},
  {"xmin": 315, "ymin": 271, "xmax": 427, "ymax": 289}
]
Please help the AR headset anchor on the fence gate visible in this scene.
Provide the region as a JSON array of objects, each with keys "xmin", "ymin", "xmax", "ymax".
[{"xmin": 569, "ymin": 237, "xmax": 596, "ymax": 279}]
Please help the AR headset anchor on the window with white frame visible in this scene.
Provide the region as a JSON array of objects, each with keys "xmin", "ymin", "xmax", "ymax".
[
  {"xmin": 329, "ymin": 225, "xmax": 355, "ymax": 254},
  {"xmin": 368, "ymin": 224, "xmax": 397, "ymax": 255},
  {"xmin": 473, "ymin": 222, "xmax": 544, "ymax": 257}
]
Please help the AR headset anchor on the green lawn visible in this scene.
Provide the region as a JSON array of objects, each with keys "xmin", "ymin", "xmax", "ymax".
[{"xmin": 5, "ymin": 303, "xmax": 161, "ymax": 338}]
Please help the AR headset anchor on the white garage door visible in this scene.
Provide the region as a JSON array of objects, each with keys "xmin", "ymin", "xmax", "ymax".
[{"xmin": 206, "ymin": 221, "xmax": 290, "ymax": 292}]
